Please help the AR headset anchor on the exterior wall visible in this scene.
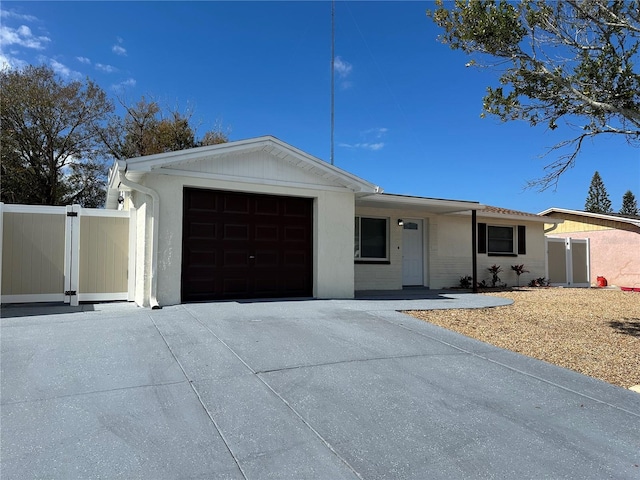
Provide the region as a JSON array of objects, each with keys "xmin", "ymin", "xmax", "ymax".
[
  {"xmin": 354, "ymin": 206, "xmax": 407, "ymax": 291},
  {"xmin": 544, "ymin": 213, "xmax": 640, "ymax": 234},
  {"xmin": 353, "ymin": 209, "xmax": 548, "ymax": 291},
  {"xmin": 476, "ymin": 219, "xmax": 547, "ymax": 288},
  {"xmin": 545, "ymin": 219, "xmax": 613, "ymax": 233},
  {"xmin": 428, "ymin": 215, "xmax": 473, "ymax": 289},
  {"xmin": 548, "ymin": 229, "xmax": 640, "ymax": 287},
  {"xmin": 136, "ymin": 174, "xmax": 356, "ymax": 306}
]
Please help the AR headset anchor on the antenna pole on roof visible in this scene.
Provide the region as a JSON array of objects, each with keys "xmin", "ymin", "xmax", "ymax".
[{"xmin": 330, "ymin": 0, "xmax": 335, "ymax": 165}]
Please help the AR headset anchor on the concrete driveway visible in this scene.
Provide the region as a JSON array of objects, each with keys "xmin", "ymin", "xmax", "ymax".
[{"xmin": 2, "ymin": 293, "xmax": 639, "ymax": 479}]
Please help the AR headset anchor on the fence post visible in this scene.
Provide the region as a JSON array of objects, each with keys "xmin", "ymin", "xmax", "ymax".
[
  {"xmin": 0, "ymin": 203, "xmax": 3, "ymax": 299},
  {"xmin": 64, "ymin": 205, "xmax": 81, "ymax": 306},
  {"xmin": 565, "ymin": 238, "xmax": 573, "ymax": 286}
]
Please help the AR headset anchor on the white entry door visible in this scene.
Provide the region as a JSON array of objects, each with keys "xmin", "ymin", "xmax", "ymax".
[{"xmin": 402, "ymin": 219, "xmax": 424, "ymax": 286}]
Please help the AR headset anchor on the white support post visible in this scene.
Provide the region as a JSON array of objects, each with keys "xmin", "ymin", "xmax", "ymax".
[
  {"xmin": 64, "ymin": 204, "xmax": 81, "ymax": 306},
  {"xmin": 0, "ymin": 202, "xmax": 4, "ymax": 299},
  {"xmin": 565, "ymin": 238, "xmax": 573, "ymax": 286},
  {"xmin": 584, "ymin": 238, "xmax": 591, "ymax": 285},
  {"xmin": 127, "ymin": 207, "xmax": 137, "ymax": 302}
]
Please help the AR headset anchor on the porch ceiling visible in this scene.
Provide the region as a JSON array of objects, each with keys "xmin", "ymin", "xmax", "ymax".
[{"xmin": 356, "ymin": 193, "xmax": 484, "ymax": 215}]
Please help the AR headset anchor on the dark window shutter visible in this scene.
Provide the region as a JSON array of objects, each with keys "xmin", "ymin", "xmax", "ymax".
[
  {"xmin": 517, "ymin": 225, "xmax": 526, "ymax": 254},
  {"xmin": 478, "ymin": 223, "xmax": 487, "ymax": 254}
]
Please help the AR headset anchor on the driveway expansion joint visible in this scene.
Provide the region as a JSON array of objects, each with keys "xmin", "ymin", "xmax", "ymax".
[
  {"xmin": 181, "ymin": 306, "xmax": 365, "ymax": 479},
  {"xmin": 149, "ymin": 313, "xmax": 249, "ymax": 480},
  {"xmin": 0, "ymin": 380, "xmax": 187, "ymax": 406},
  {"xmin": 254, "ymin": 351, "xmax": 473, "ymax": 375}
]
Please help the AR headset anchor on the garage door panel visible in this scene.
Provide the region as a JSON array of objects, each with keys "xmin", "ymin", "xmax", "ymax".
[
  {"xmin": 188, "ymin": 222, "xmax": 216, "ymax": 239},
  {"xmin": 223, "ymin": 250, "xmax": 250, "ymax": 267},
  {"xmin": 223, "ymin": 195, "xmax": 250, "ymax": 214},
  {"xmin": 224, "ymin": 224, "xmax": 249, "ymax": 240},
  {"xmin": 283, "ymin": 198, "xmax": 311, "ymax": 216},
  {"xmin": 284, "ymin": 251, "xmax": 307, "ymax": 266},
  {"xmin": 283, "ymin": 226, "xmax": 307, "ymax": 242},
  {"xmin": 182, "ymin": 188, "xmax": 312, "ymax": 301},
  {"xmin": 186, "ymin": 249, "xmax": 216, "ymax": 266},
  {"xmin": 255, "ymin": 197, "xmax": 280, "ymax": 215},
  {"xmin": 187, "ymin": 190, "xmax": 217, "ymax": 211},
  {"xmin": 223, "ymin": 277, "xmax": 250, "ymax": 295},
  {"xmin": 255, "ymin": 225, "xmax": 279, "ymax": 242},
  {"xmin": 253, "ymin": 250, "xmax": 278, "ymax": 267}
]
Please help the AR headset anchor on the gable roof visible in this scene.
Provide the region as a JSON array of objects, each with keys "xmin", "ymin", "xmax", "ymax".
[
  {"xmin": 539, "ymin": 207, "xmax": 640, "ymax": 228},
  {"xmin": 107, "ymin": 136, "xmax": 381, "ymax": 206}
]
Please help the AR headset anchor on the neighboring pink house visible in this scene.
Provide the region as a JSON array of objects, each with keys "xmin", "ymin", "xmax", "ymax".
[{"xmin": 540, "ymin": 208, "xmax": 640, "ymax": 288}]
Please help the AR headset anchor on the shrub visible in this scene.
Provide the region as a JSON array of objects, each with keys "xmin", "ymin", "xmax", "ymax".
[
  {"xmin": 511, "ymin": 264, "xmax": 530, "ymax": 287},
  {"xmin": 459, "ymin": 275, "xmax": 473, "ymax": 289},
  {"xmin": 528, "ymin": 277, "xmax": 549, "ymax": 287},
  {"xmin": 487, "ymin": 264, "xmax": 503, "ymax": 288}
]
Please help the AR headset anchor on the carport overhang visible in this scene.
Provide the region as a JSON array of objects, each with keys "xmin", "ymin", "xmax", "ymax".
[
  {"xmin": 356, "ymin": 193, "xmax": 485, "ymax": 215},
  {"xmin": 356, "ymin": 193, "xmax": 486, "ymax": 292}
]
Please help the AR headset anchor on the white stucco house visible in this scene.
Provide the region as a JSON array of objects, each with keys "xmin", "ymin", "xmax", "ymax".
[{"xmin": 106, "ymin": 136, "xmax": 553, "ymax": 307}]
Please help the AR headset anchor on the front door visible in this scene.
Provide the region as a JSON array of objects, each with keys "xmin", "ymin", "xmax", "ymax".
[{"xmin": 402, "ymin": 219, "xmax": 423, "ymax": 286}]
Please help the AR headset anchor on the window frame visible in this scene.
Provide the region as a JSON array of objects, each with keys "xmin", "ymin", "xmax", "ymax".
[
  {"xmin": 478, "ymin": 223, "xmax": 526, "ymax": 256},
  {"xmin": 354, "ymin": 216, "xmax": 390, "ymax": 263},
  {"xmin": 487, "ymin": 224, "xmax": 517, "ymax": 256}
]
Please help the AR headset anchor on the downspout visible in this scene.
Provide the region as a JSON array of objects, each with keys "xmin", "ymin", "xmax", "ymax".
[{"xmin": 117, "ymin": 162, "xmax": 162, "ymax": 309}]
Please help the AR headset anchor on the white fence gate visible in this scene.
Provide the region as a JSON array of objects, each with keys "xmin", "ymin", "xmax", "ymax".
[
  {"xmin": 546, "ymin": 237, "xmax": 590, "ymax": 287},
  {"xmin": 1, "ymin": 203, "xmax": 134, "ymax": 306}
]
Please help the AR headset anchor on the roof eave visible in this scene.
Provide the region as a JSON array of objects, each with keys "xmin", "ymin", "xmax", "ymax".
[{"xmin": 539, "ymin": 207, "xmax": 640, "ymax": 227}]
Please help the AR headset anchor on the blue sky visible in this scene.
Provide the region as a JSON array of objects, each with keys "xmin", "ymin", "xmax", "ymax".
[{"xmin": 2, "ymin": 1, "xmax": 638, "ymax": 213}]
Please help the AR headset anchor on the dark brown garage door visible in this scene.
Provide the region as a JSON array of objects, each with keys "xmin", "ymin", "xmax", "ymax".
[{"xmin": 181, "ymin": 188, "xmax": 313, "ymax": 302}]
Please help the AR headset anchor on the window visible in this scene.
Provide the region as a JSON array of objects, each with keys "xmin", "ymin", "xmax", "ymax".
[
  {"xmin": 488, "ymin": 226, "xmax": 514, "ymax": 254},
  {"xmin": 355, "ymin": 216, "xmax": 389, "ymax": 261},
  {"xmin": 478, "ymin": 223, "xmax": 526, "ymax": 256}
]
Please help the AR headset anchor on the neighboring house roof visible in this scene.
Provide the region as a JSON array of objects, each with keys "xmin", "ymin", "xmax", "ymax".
[{"xmin": 539, "ymin": 208, "xmax": 640, "ymax": 228}]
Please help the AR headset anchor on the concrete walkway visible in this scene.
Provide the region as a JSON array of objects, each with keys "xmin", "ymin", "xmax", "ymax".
[{"xmin": 1, "ymin": 294, "xmax": 639, "ymax": 479}]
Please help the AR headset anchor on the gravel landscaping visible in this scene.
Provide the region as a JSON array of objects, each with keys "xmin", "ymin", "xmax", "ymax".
[{"xmin": 406, "ymin": 288, "xmax": 640, "ymax": 389}]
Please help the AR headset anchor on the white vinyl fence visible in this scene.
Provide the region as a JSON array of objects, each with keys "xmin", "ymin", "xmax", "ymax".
[
  {"xmin": 1, "ymin": 203, "xmax": 134, "ymax": 306},
  {"xmin": 546, "ymin": 237, "xmax": 590, "ymax": 287}
]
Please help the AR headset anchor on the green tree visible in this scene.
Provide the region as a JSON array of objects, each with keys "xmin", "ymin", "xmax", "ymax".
[
  {"xmin": 1, "ymin": 65, "xmax": 113, "ymax": 207},
  {"xmin": 620, "ymin": 190, "xmax": 639, "ymax": 216},
  {"xmin": 585, "ymin": 171, "xmax": 613, "ymax": 213},
  {"xmin": 428, "ymin": 0, "xmax": 640, "ymax": 189},
  {"xmin": 101, "ymin": 97, "xmax": 228, "ymax": 160}
]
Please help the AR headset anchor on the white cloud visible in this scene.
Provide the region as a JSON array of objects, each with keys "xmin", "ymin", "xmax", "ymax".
[
  {"xmin": 0, "ymin": 24, "xmax": 50, "ymax": 50},
  {"xmin": 77, "ymin": 56, "xmax": 91, "ymax": 64},
  {"xmin": 95, "ymin": 63, "xmax": 117, "ymax": 73},
  {"xmin": 48, "ymin": 58, "xmax": 82, "ymax": 80},
  {"xmin": 0, "ymin": 52, "xmax": 28, "ymax": 70},
  {"xmin": 111, "ymin": 78, "xmax": 136, "ymax": 91},
  {"xmin": 112, "ymin": 45, "xmax": 127, "ymax": 56},
  {"xmin": 334, "ymin": 56, "xmax": 352, "ymax": 77},
  {"xmin": 338, "ymin": 142, "xmax": 385, "ymax": 151},
  {"xmin": 363, "ymin": 127, "xmax": 388, "ymax": 138},
  {"xmin": 339, "ymin": 127, "xmax": 388, "ymax": 152},
  {"xmin": 112, "ymin": 38, "xmax": 127, "ymax": 56},
  {"xmin": 1, "ymin": 10, "xmax": 38, "ymax": 22}
]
